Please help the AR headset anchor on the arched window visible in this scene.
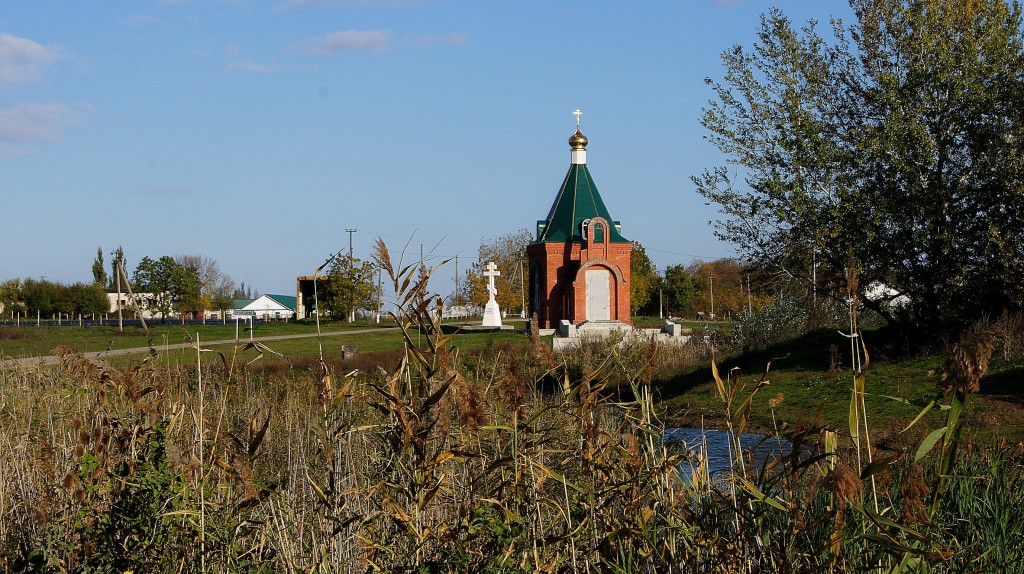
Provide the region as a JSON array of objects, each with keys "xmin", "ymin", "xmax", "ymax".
[{"xmin": 592, "ymin": 222, "xmax": 604, "ymax": 243}]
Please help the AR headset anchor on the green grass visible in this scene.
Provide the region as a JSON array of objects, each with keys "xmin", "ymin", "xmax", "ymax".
[
  {"xmin": 0, "ymin": 317, "xmax": 523, "ymax": 360},
  {"xmin": 657, "ymin": 328, "xmax": 1024, "ymax": 449},
  {"xmin": 144, "ymin": 328, "xmax": 530, "ymax": 367}
]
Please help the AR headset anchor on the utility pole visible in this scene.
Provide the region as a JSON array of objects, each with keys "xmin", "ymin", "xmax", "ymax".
[
  {"xmin": 118, "ymin": 258, "xmax": 150, "ymax": 336},
  {"xmin": 346, "ymin": 229, "xmax": 357, "ymax": 258},
  {"xmin": 519, "ymin": 259, "xmax": 525, "ymax": 318},
  {"xmin": 709, "ymin": 275, "xmax": 715, "ymax": 320},
  {"xmin": 377, "ymin": 266, "xmax": 383, "ymax": 324},
  {"xmin": 454, "ymin": 255, "xmax": 459, "ymax": 306},
  {"xmin": 747, "ymin": 274, "xmax": 752, "ymax": 313},
  {"xmin": 112, "ymin": 249, "xmax": 123, "ymax": 332}
]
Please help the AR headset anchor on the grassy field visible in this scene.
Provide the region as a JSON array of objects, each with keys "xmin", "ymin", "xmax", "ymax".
[{"xmin": 0, "ymin": 317, "xmax": 528, "ymax": 361}]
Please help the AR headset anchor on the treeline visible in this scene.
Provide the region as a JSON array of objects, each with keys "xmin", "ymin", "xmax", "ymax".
[
  {"xmin": 0, "ymin": 279, "xmax": 108, "ymax": 318},
  {"xmin": 0, "ymin": 247, "xmax": 249, "ymax": 323},
  {"xmin": 630, "ymin": 249, "xmax": 774, "ymax": 319}
]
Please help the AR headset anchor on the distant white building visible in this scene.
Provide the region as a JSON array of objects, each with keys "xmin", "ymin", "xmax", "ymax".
[
  {"xmin": 232, "ymin": 294, "xmax": 297, "ymax": 320},
  {"xmin": 106, "ymin": 292, "xmax": 169, "ymax": 319}
]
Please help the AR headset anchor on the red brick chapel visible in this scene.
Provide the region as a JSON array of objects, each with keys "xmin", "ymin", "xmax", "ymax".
[{"xmin": 527, "ymin": 113, "xmax": 632, "ymax": 329}]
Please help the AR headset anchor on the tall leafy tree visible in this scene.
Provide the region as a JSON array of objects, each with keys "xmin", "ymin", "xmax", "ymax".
[
  {"xmin": 0, "ymin": 279, "xmax": 24, "ymax": 317},
  {"xmin": 171, "ymin": 260, "xmax": 203, "ymax": 322},
  {"xmin": 91, "ymin": 247, "xmax": 107, "ymax": 287},
  {"xmin": 320, "ymin": 253, "xmax": 377, "ymax": 321},
  {"xmin": 133, "ymin": 256, "xmax": 180, "ymax": 323},
  {"xmin": 662, "ymin": 265, "xmax": 699, "ymax": 318},
  {"xmin": 630, "ymin": 241, "xmax": 659, "ymax": 314},
  {"xmin": 695, "ymin": 0, "xmax": 1024, "ymax": 331}
]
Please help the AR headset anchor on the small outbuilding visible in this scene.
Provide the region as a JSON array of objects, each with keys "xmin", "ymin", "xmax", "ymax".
[{"xmin": 233, "ymin": 294, "xmax": 297, "ymax": 320}]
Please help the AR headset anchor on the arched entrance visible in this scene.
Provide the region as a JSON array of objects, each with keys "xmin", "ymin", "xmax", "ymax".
[{"xmin": 585, "ymin": 268, "xmax": 611, "ymax": 321}]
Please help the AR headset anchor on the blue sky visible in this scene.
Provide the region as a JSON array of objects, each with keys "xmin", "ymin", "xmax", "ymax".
[{"xmin": 1, "ymin": 1, "xmax": 853, "ymax": 298}]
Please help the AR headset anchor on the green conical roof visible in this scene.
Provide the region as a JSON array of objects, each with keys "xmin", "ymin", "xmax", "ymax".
[{"xmin": 535, "ymin": 162, "xmax": 628, "ymax": 244}]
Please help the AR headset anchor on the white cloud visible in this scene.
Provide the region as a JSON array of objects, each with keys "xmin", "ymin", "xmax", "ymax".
[
  {"xmin": 0, "ymin": 103, "xmax": 70, "ymax": 143},
  {"xmin": 307, "ymin": 30, "xmax": 392, "ymax": 54},
  {"xmin": 0, "ymin": 32, "xmax": 58, "ymax": 89}
]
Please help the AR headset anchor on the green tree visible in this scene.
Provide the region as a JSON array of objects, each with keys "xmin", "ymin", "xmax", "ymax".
[
  {"xmin": 92, "ymin": 247, "xmax": 107, "ymax": 287},
  {"xmin": 460, "ymin": 229, "xmax": 532, "ymax": 314},
  {"xmin": 320, "ymin": 253, "xmax": 377, "ymax": 321},
  {"xmin": 71, "ymin": 283, "xmax": 109, "ymax": 317},
  {"xmin": 0, "ymin": 279, "xmax": 24, "ymax": 317},
  {"xmin": 630, "ymin": 241, "xmax": 659, "ymax": 314},
  {"xmin": 18, "ymin": 279, "xmax": 108, "ymax": 318},
  {"xmin": 21, "ymin": 279, "xmax": 59, "ymax": 317},
  {"xmin": 133, "ymin": 256, "xmax": 180, "ymax": 323},
  {"xmin": 662, "ymin": 265, "xmax": 699, "ymax": 318},
  {"xmin": 173, "ymin": 255, "xmax": 228, "ymax": 321},
  {"xmin": 171, "ymin": 260, "xmax": 203, "ymax": 323},
  {"xmin": 695, "ymin": 0, "xmax": 1024, "ymax": 332}
]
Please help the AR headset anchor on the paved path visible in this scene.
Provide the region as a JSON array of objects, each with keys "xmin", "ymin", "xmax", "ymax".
[{"xmin": 1, "ymin": 326, "xmax": 403, "ymax": 368}]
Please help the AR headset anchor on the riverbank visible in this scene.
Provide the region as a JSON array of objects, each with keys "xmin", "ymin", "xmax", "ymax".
[{"xmin": 655, "ymin": 328, "xmax": 1024, "ymax": 450}]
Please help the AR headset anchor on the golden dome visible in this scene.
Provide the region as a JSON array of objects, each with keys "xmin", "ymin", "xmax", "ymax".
[{"xmin": 569, "ymin": 128, "xmax": 588, "ymax": 150}]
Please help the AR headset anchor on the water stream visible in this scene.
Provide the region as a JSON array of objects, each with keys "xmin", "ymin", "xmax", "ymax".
[{"xmin": 664, "ymin": 428, "xmax": 794, "ymax": 480}]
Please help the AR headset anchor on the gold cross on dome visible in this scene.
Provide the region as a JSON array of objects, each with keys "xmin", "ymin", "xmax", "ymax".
[{"xmin": 573, "ymin": 108, "xmax": 582, "ymax": 127}]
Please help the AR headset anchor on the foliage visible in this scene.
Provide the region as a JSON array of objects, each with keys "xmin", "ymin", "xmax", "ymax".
[
  {"xmin": 16, "ymin": 279, "xmax": 108, "ymax": 318},
  {"xmin": 0, "ymin": 279, "xmax": 24, "ymax": 316},
  {"xmin": 132, "ymin": 256, "xmax": 179, "ymax": 322},
  {"xmin": 728, "ymin": 296, "xmax": 816, "ymax": 352},
  {"xmin": 174, "ymin": 255, "xmax": 234, "ymax": 316},
  {"xmin": 108, "ymin": 246, "xmax": 124, "ymax": 291},
  {"xmin": 232, "ymin": 282, "xmax": 254, "ymax": 300},
  {"xmin": 91, "ymin": 247, "xmax": 107, "ymax": 287},
  {"xmin": 661, "ymin": 264, "xmax": 699, "ymax": 317},
  {"xmin": 629, "ymin": 240, "xmax": 659, "ymax": 313},
  {"xmin": 319, "ymin": 252, "xmax": 377, "ymax": 320},
  {"xmin": 695, "ymin": 0, "xmax": 1024, "ymax": 332},
  {"xmin": 132, "ymin": 255, "xmax": 208, "ymax": 322},
  {"xmin": 689, "ymin": 258, "xmax": 771, "ymax": 319},
  {"xmin": 461, "ymin": 228, "xmax": 531, "ymax": 313}
]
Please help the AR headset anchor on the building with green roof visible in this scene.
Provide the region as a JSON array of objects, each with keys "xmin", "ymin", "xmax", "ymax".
[{"xmin": 527, "ymin": 113, "xmax": 633, "ymax": 329}]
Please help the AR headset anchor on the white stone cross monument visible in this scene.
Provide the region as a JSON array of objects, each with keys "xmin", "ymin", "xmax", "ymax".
[{"xmin": 481, "ymin": 261, "xmax": 502, "ymax": 327}]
